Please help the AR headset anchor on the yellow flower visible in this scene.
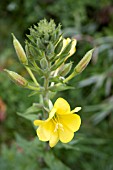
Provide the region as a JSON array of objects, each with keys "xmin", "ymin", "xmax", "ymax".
[{"xmin": 34, "ymin": 98, "xmax": 81, "ymax": 147}]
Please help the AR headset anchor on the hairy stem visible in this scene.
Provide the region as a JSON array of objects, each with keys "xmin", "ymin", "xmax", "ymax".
[{"xmin": 42, "ymin": 61, "xmax": 51, "ymax": 115}]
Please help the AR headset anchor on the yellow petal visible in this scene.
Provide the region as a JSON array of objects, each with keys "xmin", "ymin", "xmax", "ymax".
[
  {"xmin": 66, "ymin": 38, "xmax": 71, "ymax": 44},
  {"xmin": 70, "ymin": 39, "xmax": 77, "ymax": 52},
  {"xmin": 37, "ymin": 120, "xmax": 54, "ymax": 141},
  {"xmin": 59, "ymin": 114, "xmax": 81, "ymax": 132},
  {"xmin": 59, "ymin": 125, "xmax": 74, "ymax": 143},
  {"xmin": 49, "ymin": 107, "xmax": 56, "ymax": 119},
  {"xmin": 58, "ymin": 38, "xmax": 71, "ymax": 56},
  {"xmin": 69, "ymin": 47, "xmax": 76, "ymax": 56},
  {"xmin": 70, "ymin": 107, "xmax": 81, "ymax": 113},
  {"xmin": 66, "ymin": 39, "xmax": 77, "ymax": 59},
  {"xmin": 34, "ymin": 112, "xmax": 55, "ymax": 126},
  {"xmin": 54, "ymin": 98, "xmax": 70, "ymax": 115},
  {"xmin": 34, "ymin": 119, "xmax": 45, "ymax": 126},
  {"xmin": 63, "ymin": 38, "xmax": 71, "ymax": 50},
  {"xmin": 49, "ymin": 131, "xmax": 59, "ymax": 147}
]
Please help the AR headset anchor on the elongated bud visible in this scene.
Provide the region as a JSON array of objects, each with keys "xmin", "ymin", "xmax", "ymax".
[
  {"xmin": 75, "ymin": 49, "xmax": 94, "ymax": 73},
  {"xmin": 12, "ymin": 34, "xmax": 28, "ymax": 65},
  {"xmin": 63, "ymin": 49, "xmax": 94, "ymax": 83},
  {"xmin": 4, "ymin": 69, "xmax": 28, "ymax": 87},
  {"xmin": 58, "ymin": 62, "xmax": 72, "ymax": 76}
]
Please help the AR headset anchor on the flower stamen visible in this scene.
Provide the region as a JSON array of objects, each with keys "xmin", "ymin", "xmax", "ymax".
[{"xmin": 54, "ymin": 123, "xmax": 64, "ymax": 132}]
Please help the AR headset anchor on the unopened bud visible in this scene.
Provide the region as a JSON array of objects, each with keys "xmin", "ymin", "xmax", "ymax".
[
  {"xmin": 4, "ymin": 69, "xmax": 28, "ymax": 87},
  {"xmin": 12, "ymin": 34, "xmax": 28, "ymax": 65},
  {"xmin": 58, "ymin": 62, "xmax": 72, "ymax": 76},
  {"xmin": 61, "ymin": 39, "xmax": 73, "ymax": 56},
  {"xmin": 63, "ymin": 49, "xmax": 94, "ymax": 83},
  {"xmin": 47, "ymin": 42, "xmax": 54, "ymax": 56},
  {"xmin": 75, "ymin": 49, "xmax": 94, "ymax": 73},
  {"xmin": 40, "ymin": 58, "xmax": 48, "ymax": 70},
  {"xmin": 56, "ymin": 38, "xmax": 71, "ymax": 56},
  {"xmin": 64, "ymin": 39, "xmax": 77, "ymax": 61},
  {"xmin": 68, "ymin": 39, "xmax": 77, "ymax": 57}
]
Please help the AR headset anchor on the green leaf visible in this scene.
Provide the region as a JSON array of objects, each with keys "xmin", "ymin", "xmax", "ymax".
[
  {"xmin": 44, "ymin": 152, "xmax": 70, "ymax": 170},
  {"xmin": 49, "ymin": 84, "xmax": 74, "ymax": 92},
  {"xmin": 91, "ymin": 110, "xmax": 111, "ymax": 125},
  {"xmin": 17, "ymin": 112, "xmax": 39, "ymax": 121},
  {"xmin": 51, "ymin": 58, "xmax": 65, "ymax": 71},
  {"xmin": 17, "ymin": 104, "xmax": 42, "ymax": 121},
  {"xmin": 51, "ymin": 52, "xmax": 69, "ymax": 63},
  {"xmin": 49, "ymin": 76, "xmax": 63, "ymax": 83},
  {"xmin": 24, "ymin": 104, "xmax": 42, "ymax": 113},
  {"xmin": 28, "ymin": 91, "xmax": 39, "ymax": 97},
  {"xmin": 54, "ymin": 38, "xmax": 63, "ymax": 54}
]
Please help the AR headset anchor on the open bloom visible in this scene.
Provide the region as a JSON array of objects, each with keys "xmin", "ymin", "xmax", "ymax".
[{"xmin": 34, "ymin": 98, "xmax": 81, "ymax": 147}]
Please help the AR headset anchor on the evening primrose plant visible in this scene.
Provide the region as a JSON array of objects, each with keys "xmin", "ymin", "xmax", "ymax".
[{"xmin": 5, "ymin": 19, "xmax": 94, "ymax": 147}]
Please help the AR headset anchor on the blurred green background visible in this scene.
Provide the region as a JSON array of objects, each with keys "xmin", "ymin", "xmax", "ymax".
[{"xmin": 0, "ymin": 0, "xmax": 113, "ymax": 170}]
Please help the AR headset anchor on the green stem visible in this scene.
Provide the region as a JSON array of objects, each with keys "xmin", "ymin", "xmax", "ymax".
[
  {"xmin": 43, "ymin": 75, "xmax": 49, "ymax": 108},
  {"xmin": 32, "ymin": 60, "xmax": 43, "ymax": 75},
  {"xmin": 27, "ymin": 84, "xmax": 40, "ymax": 91},
  {"xmin": 63, "ymin": 70, "xmax": 78, "ymax": 83},
  {"xmin": 25, "ymin": 66, "xmax": 40, "ymax": 86},
  {"xmin": 42, "ymin": 61, "xmax": 51, "ymax": 115}
]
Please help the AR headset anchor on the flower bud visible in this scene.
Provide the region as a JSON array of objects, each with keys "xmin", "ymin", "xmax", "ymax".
[
  {"xmin": 55, "ymin": 38, "xmax": 71, "ymax": 56},
  {"xmin": 61, "ymin": 39, "xmax": 74, "ymax": 56},
  {"xmin": 58, "ymin": 62, "xmax": 72, "ymax": 76},
  {"xmin": 68, "ymin": 39, "xmax": 77, "ymax": 57},
  {"xmin": 12, "ymin": 33, "xmax": 28, "ymax": 65},
  {"xmin": 4, "ymin": 69, "xmax": 28, "ymax": 87},
  {"xmin": 60, "ymin": 38, "xmax": 71, "ymax": 54},
  {"xmin": 63, "ymin": 49, "xmax": 94, "ymax": 83},
  {"xmin": 64, "ymin": 39, "xmax": 77, "ymax": 61},
  {"xmin": 75, "ymin": 49, "xmax": 94, "ymax": 74},
  {"xmin": 40, "ymin": 58, "xmax": 48, "ymax": 70},
  {"xmin": 46, "ymin": 42, "xmax": 54, "ymax": 56}
]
